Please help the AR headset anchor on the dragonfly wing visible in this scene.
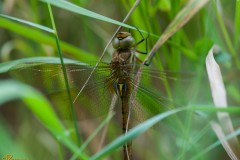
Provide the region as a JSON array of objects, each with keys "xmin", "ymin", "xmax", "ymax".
[
  {"xmin": 9, "ymin": 62, "xmax": 119, "ymax": 121},
  {"xmin": 127, "ymin": 64, "xmax": 191, "ymax": 125}
]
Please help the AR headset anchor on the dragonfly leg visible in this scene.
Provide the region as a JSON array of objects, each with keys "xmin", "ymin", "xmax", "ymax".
[
  {"xmin": 133, "ymin": 26, "xmax": 149, "ymax": 47},
  {"xmin": 134, "ymin": 56, "xmax": 143, "ymax": 63},
  {"xmin": 133, "ymin": 26, "xmax": 150, "ymax": 65}
]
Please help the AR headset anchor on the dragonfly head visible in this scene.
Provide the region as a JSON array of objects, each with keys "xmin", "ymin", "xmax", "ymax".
[{"xmin": 112, "ymin": 32, "xmax": 135, "ymax": 49}]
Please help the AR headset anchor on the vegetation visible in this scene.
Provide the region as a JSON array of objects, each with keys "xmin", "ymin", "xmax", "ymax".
[{"xmin": 0, "ymin": 0, "xmax": 239, "ymax": 160}]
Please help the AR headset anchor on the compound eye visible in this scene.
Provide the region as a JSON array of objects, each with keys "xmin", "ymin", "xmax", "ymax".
[
  {"xmin": 112, "ymin": 32, "xmax": 135, "ymax": 49},
  {"xmin": 112, "ymin": 37, "xmax": 120, "ymax": 49},
  {"xmin": 119, "ymin": 36, "xmax": 135, "ymax": 49}
]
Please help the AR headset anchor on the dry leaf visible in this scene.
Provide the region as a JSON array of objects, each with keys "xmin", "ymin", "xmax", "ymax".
[{"xmin": 206, "ymin": 45, "xmax": 240, "ymax": 159}]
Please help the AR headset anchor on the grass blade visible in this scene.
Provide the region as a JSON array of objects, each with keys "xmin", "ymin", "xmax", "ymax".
[
  {"xmin": 0, "ymin": 80, "xmax": 89, "ymax": 159},
  {"xmin": 234, "ymin": 0, "xmax": 240, "ymax": 49},
  {"xmin": 70, "ymin": 112, "xmax": 115, "ymax": 160},
  {"xmin": 46, "ymin": 2, "xmax": 81, "ymax": 146},
  {"xmin": 0, "ymin": 15, "xmax": 97, "ymax": 61},
  {"xmin": 0, "ymin": 14, "xmax": 54, "ymax": 33},
  {"xmin": 90, "ymin": 108, "xmax": 185, "ymax": 160},
  {"xmin": 144, "ymin": 0, "xmax": 210, "ymax": 64},
  {"xmin": 40, "ymin": 0, "xmax": 134, "ymax": 30},
  {"xmin": 0, "ymin": 57, "xmax": 79, "ymax": 73},
  {"xmin": 191, "ymin": 128, "xmax": 240, "ymax": 160}
]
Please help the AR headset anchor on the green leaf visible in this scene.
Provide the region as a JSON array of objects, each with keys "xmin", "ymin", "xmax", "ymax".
[
  {"xmin": 40, "ymin": 0, "xmax": 134, "ymax": 30},
  {"xmin": 145, "ymin": 0, "xmax": 210, "ymax": 63},
  {"xmin": 90, "ymin": 108, "xmax": 184, "ymax": 160},
  {"xmin": 0, "ymin": 80, "xmax": 89, "ymax": 160},
  {"xmin": 158, "ymin": 0, "xmax": 171, "ymax": 11},
  {"xmin": 234, "ymin": 0, "xmax": 240, "ymax": 49},
  {"xmin": 0, "ymin": 14, "xmax": 54, "ymax": 33},
  {"xmin": 0, "ymin": 15, "xmax": 97, "ymax": 61},
  {"xmin": 0, "ymin": 80, "xmax": 64, "ymax": 133},
  {"xmin": 0, "ymin": 57, "xmax": 80, "ymax": 73}
]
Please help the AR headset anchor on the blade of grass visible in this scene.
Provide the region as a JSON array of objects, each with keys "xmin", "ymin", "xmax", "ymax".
[
  {"xmin": 144, "ymin": 0, "xmax": 210, "ymax": 64},
  {"xmin": 40, "ymin": 0, "xmax": 133, "ymax": 29},
  {"xmin": 191, "ymin": 106, "xmax": 240, "ymax": 113},
  {"xmin": 191, "ymin": 128, "xmax": 240, "ymax": 160},
  {"xmin": 47, "ymin": 3, "xmax": 81, "ymax": 146},
  {"xmin": 213, "ymin": 0, "xmax": 240, "ymax": 68},
  {"xmin": 0, "ymin": 14, "xmax": 54, "ymax": 33},
  {"xmin": 0, "ymin": 57, "xmax": 80, "ymax": 73},
  {"xmin": 70, "ymin": 112, "xmax": 115, "ymax": 160},
  {"xmin": 132, "ymin": 0, "xmax": 210, "ymax": 121},
  {"xmin": 0, "ymin": 117, "xmax": 33, "ymax": 159},
  {"xmin": 0, "ymin": 80, "xmax": 89, "ymax": 159},
  {"xmin": 168, "ymin": 41, "xmax": 198, "ymax": 60},
  {"xmin": 90, "ymin": 108, "xmax": 185, "ymax": 160},
  {"xmin": 210, "ymin": 122, "xmax": 239, "ymax": 160},
  {"xmin": 0, "ymin": 15, "xmax": 97, "ymax": 61},
  {"xmin": 130, "ymin": 5, "xmax": 212, "ymax": 157},
  {"xmin": 39, "ymin": 0, "xmax": 156, "ymax": 37},
  {"xmin": 234, "ymin": 0, "xmax": 240, "ymax": 50}
]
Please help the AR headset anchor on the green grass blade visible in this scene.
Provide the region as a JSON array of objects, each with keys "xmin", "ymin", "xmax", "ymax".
[
  {"xmin": 234, "ymin": 0, "xmax": 240, "ymax": 49},
  {"xmin": 1, "ymin": 80, "xmax": 60, "ymax": 130},
  {"xmin": 0, "ymin": 14, "xmax": 54, "ymax": 33},
  {"xmin": 213, "ymin": 1, "xmax": 240, "ymax": 68},
  {"xmin": 0, "ymin": 80, "xmax": 89, "ymax": 159},
  {"xmin": 47, "ymin": 3, "xmax": 81, "ymax": 146},
  {"xmin": 0, "ymin": 57, "xmax": 80, "ymax": 73},
  {"xmin": 90, "ymin": 105, "xmax": 240, "ymax": 160},
  {"xmin": 0, "ymin": 79, "xmax": 61, "ymax": 135},
  {"xmin": 0, "ymin": 118, "xmax": 33, "ymax": 159},
  {"xmin": 191, "ymin": 128, "xmax": 240, "ymax": 160},
  {"xmin": 144, "ymin": 0, "xmax": 210, "ymax": 64},
  {"xmin": 0, "ymin": 15, "xmax": 97, "ymax": 61},
  {"xmin": 70, "ymin": 112, "xmax": 115, "ymax": 160},
  {"xmin": 191, "ymin": 106, "xmax": 240, "ymax": 113},
  {"xmin": 40, "ymin": 0, "xmax": 134, "ymax": 30},
  {"xmin": 90, "ymin": 108, "xmax": 185, "ymax": 160}
]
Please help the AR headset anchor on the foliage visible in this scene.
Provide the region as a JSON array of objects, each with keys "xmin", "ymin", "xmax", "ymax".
[{"xmin": 0, "ymin": 0, "xmax": 239, "ymax": 160}]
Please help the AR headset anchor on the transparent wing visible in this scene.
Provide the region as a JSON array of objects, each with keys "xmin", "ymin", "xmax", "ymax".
[
  {"xmin": 125, "ymin": 64, "xmax": 193, "ymax": 124},
  {"xmin": 9, "ymin": 62, "xmax": 117, "ymax": 120},
  {"xmin": 9, "ymin": 61, "xmax": 192, "ymax": 123}
]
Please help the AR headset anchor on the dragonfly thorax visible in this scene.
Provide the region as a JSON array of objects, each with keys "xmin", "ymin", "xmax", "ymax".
[
  {"xmin": 109, "ymin": 32, "xmax": 136, "ymax": 98},
  {"xmin": 109, "ymin": 61, "xmax": 132, "ymax": 97},
  {"xmin": 110, "ymin": 57, "xmax": 134, "ymax": 98}
]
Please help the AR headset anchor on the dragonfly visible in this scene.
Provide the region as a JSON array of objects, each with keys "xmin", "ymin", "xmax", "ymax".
[{"xmin": 9, "ymin": 31, "xmax": 186, "ymax": 160}]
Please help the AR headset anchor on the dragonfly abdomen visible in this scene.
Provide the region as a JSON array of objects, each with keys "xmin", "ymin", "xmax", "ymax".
[{"xmin": 113, "ymin": 78, "xmax": 132, "ymax": 98}]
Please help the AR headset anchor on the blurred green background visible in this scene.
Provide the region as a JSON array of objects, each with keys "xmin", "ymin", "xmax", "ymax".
[{"xmin": 0, "ymin": 0, "xmax": 240, "ymax": 160}]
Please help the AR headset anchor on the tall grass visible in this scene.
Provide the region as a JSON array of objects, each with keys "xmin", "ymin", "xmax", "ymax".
[{"xmin": 0, "ymin": 0, "xmax": 240, "ymax": 160}]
